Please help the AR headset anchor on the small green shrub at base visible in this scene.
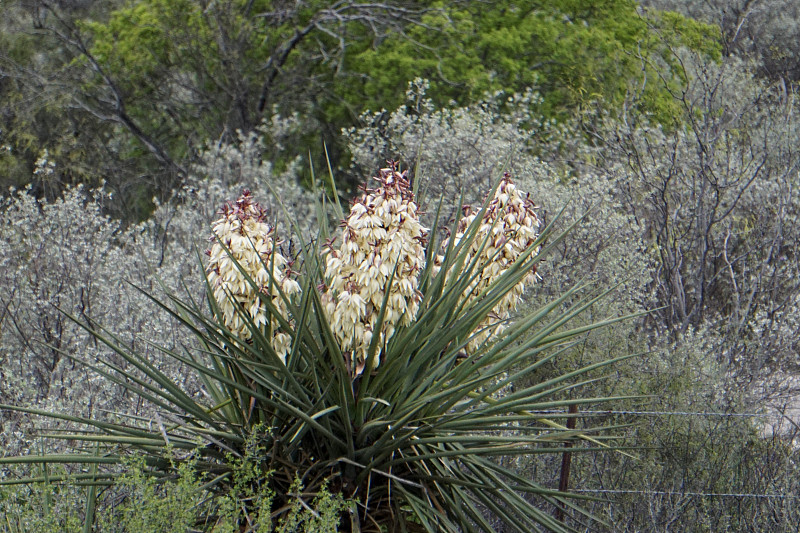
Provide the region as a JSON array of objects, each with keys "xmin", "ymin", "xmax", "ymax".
[
  {"xmin": 1, "ymin": 443, "xmax": 347, "ymax": 533},
  {"xmin": 0, "ymin": 470, "xmax": 86, "ymax": 533}
]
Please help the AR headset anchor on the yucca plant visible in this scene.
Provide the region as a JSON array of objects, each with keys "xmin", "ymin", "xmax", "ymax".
[{"xmin": 1, "ymin": 163, "xmax": 637, "ymax": 532}]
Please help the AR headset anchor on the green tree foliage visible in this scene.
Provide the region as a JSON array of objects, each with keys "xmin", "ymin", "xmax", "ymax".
[
  {"xmin": 342, "ymin": 1, "xmax": 721, "ymax": 124},
  {"xmin": 80, "ymin": 0, "xmax": 262, "ymax": 160},
  {"xmin": 1, "ymin": 0, "xmax": 719, "ymax": 220},
  {"xmin": 0, "ymin": 5, "xmax": 112, "ymax": 200},
  {"xmin": 1, "ymin": 0, "xmax": 428, "ymax": 218}
]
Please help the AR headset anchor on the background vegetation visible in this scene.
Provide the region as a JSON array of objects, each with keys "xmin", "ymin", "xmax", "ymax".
[{"xmin": 1, "ymin": 0, "xmax": 799, "ymax": 531}]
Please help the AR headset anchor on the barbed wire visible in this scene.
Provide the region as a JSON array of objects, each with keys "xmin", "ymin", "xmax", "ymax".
[
  {"xmin": 531, "ymin": 409, "xmax": 798, "ymax": 419},
  {"xmin": 573, "ymin": 489, "xmax": 797, "ymax": 499}
]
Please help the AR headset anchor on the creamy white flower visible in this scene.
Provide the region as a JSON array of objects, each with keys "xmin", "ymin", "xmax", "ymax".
[
  {"xmin": 437, "ymin": 175, "xmax": 541, "ymax": 353},
  {"xmin": 205, "ymin": 190, "xmax": 299, "ymax": 363},
  {"xmin": 323, "ymin": 165, "xmax": 428, "ymax": 377}
]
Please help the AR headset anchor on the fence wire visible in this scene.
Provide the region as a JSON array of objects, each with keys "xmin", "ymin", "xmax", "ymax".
[
  {"xmin": 532, "ymin": 409, "xmax": 785, "ymax": 418},
  {"xmin": 573, "ymin": 489, "xmax": 797, "ymax": 499},
  {"xmin": 547, "ymin": 408, "xmax": 799, "ymax": 502}
]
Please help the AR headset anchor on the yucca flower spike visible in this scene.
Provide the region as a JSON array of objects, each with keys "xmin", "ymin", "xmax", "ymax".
[
  {"xmin": 323, "ymin": 164, "xmax": 428, "ymax": 377},
  {"xmin": 445, "ymin": 173, "xmax": 542, "ymax": 352},
  {"xmin": 206, "ymin": 190, "xmax": 300, "ymax": 363}
]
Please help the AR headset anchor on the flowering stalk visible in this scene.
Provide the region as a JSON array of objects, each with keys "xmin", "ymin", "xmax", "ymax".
[
  {"xmin": 205, "ymin": 190, "xmax": 300, "ymax": 362},
  {"xmin": 443, "ymin": 174, "xmax": 541, "ymax": 352},
  {"xmin": 322, "ymin": 165, "xmax": 428, "ymax": 377}
]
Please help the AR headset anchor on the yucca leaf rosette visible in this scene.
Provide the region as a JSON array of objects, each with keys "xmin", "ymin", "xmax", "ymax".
[
  {"xmin": 0, "ymin": 166, "xmax": 636, "ymax": 533},
  {"xmin": 322, "ymin": 166, "xmax": 427, "ymax": 376},
  {"xmin": 205, "ymin": 190, "xmax": 299, "ymax": 362}
]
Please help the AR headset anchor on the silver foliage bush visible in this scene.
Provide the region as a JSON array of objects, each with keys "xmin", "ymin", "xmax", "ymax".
[
  {"xmin": 580, "ymin": 52, "xmax": 800, "ymax": 384},
  {"xmin": 548, "ymin": 50, "xmax": 800, "ymax": 531},
  {"xmin": 346, "ymin": 63, "xmax": 800, "ymax": 531},
  {"xmin": 149, "ymin": 121, "xmax": 318, "ymax": 266},
  {"xmin": 0, "ymin": 185, "xmax": 191, "ymax": 456},
  {"xmin": 0, "ymin": 121, "xmax": 316, "ymax": 457},
  {"xmin": 642, "ymin": 0, "xmax": 800, "ymax": 81}
]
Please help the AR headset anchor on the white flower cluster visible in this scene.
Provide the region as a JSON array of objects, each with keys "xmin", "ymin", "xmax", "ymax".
[
  {"xmin": 33, "ymin": 148, "xmax": 55, "ymax": 177},
  {"xmin": 444, "ymin": 175, "xmax": 541, "ymax": 352},
  {"xmin": 206, "ymin": 191, "xmax": 299, "ymax": 362},
  {"xmin": 322, "ymin": 166, "xmax": 428, "ymax": 377}
]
